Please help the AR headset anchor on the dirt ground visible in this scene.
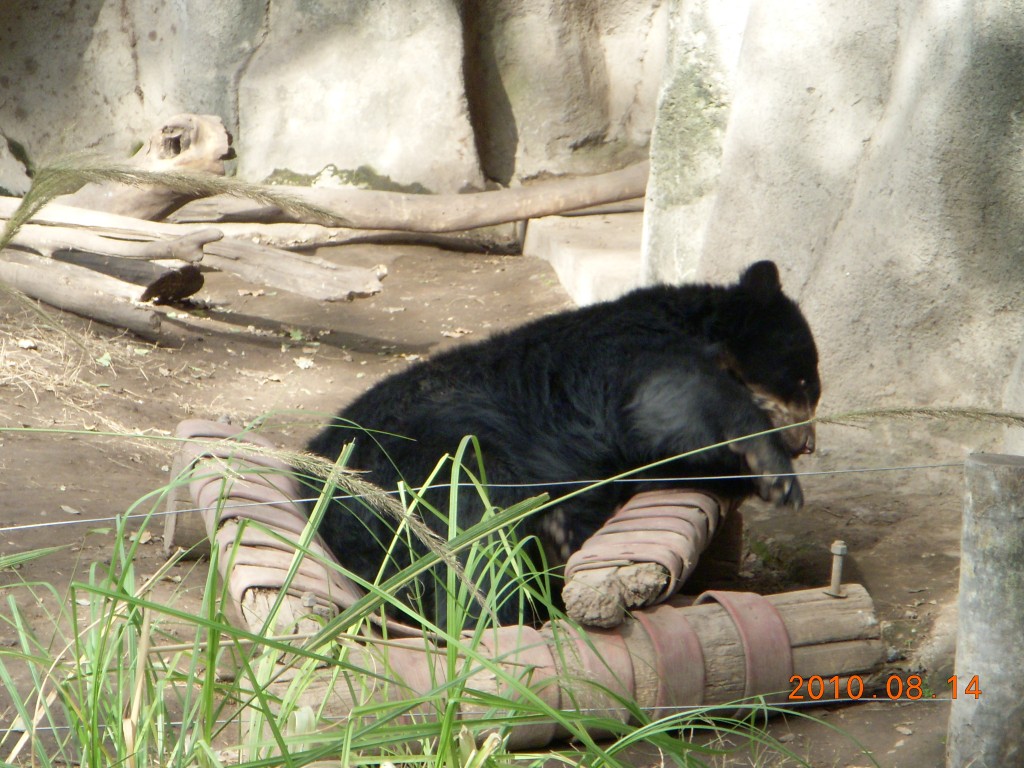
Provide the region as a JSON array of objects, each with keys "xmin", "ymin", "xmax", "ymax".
[{"xmin": 0, "ymin": 243, "xmax": 966, "ymax": 766}]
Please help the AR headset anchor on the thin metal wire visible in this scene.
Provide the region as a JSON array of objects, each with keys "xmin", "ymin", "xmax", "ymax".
[
  {"xmin": 0, "ymin": 461, "xmax": 962, "ymax": 536},
  {"xmin": 0, "ymin": 695, "xmax": 950, "ymax": 737}
]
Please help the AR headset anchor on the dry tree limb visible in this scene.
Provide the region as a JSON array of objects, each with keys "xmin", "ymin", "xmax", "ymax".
[
  {"xmin": 0, "ymin": 196, "xmax": 221, "ymax": 237},
  {"xmin": 42, "ymin": 254, "xmax": 202, "ymax": 303},
  {"xmin": 138, "ymin": 265, "xmax": 204, "ymax": 303},
  {"xmin": 201, "ymin": 239, "xmax": 386, "ymax": 302},
  {"xmin": 0, "ymin": 249, "xmax": 166, "ymax": 341},
  {"xmin": 3, "ymin": 126, "xmax": 638, "ymax": 333},
  {"xmin": 34, "ymin": 112, "xmax": 644, "ymax": 236},
  {"xmin": 172, "ymin": 217, "xmax": 526, "ymax": 254},
  {"xmin": 11, "ymin": 223, "xmax": 220, "ymax": 262},
  {"xmin": 54, "ymin": 114, "xmax": 234, "ymax": 220},
  {"xmin": 169, "ymin": 161, "xmax": 651, "ymax": 233},
  {"xmin": 559, "ymin": 198, "xmax": 645, "ymax": 216},
  {"xmin": 5, "ymin": 224, "xmax": 221, "ymax": 302},
  {"xmin": 0, "ymin": 199, "xmax": 385, "ymax": 302}
]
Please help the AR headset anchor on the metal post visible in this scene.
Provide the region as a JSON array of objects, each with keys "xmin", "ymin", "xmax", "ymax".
[
  {"xmin": 824, "ymin": 539, "xmax": 847, "ymax": 598},
  {"xmin": 946, "ymin": 454, "xmax": 1024, "ymax": 768}
]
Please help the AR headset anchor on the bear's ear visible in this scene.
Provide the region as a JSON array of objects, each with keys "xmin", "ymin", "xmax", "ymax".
[{"xmin": 739, "ymin": 260, "xmax": 782, "ymax": 302}]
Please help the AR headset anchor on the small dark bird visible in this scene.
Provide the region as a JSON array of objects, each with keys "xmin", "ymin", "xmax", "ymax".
[{"xmin": 140, "ymin": 264, "xmax": 204, "ymax": 304}]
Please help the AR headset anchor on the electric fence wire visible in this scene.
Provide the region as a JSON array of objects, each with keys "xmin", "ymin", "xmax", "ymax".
[
  {"xmin": 0, "ymin": 459, "xmax": 961, "ymax": 742},
  {"xmin": 0, "ymin": 461, "xmax": 962, "ymax": 536},
  {"xmin": 0, "ymin": 696, "xmax": 951, "ymax": 739}
]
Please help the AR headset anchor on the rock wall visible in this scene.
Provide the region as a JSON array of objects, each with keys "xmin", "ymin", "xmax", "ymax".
[
  {"xmin": 463, "ymin": 0, "xmax": 666, "ymax": 184},
  {"xmin": 0, "ymin": 3, "xmax": 161, "ymax": 160},
  {"xmin": 641, "ymin": 0, "xmax": 751, "ymax": 285},
  {"xmin": 235, "ymin": 0, "xmax": 482, "ymax": 192},
  {"xmin": 0, "ymin": 1, "xmax": 666, "ymax": 193},
  {"xmin": 644, "ymin": 0, "xmax": 1024, "ymax": 463}
]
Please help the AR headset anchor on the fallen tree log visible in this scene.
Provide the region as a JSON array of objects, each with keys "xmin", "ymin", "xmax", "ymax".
[
  {"xmin": 43, "ymin": 254, "xmax": 204, "ymax": 305},
  {"xmin": 560, "ymin": 198, "xmax": 645, "ymax": 216},
  {"xmin": 2, "ymin": 149, "xmax": 637, "ymax": 335},
  {"xmin": 10, "ymin": 223, "xmax": 219, "ymax": 300},
  {"xmin": 240, "ymin": 585, "xmax": 882, "ymax": 751},
  {"xmin": 0, "ymin": 198, "xmax": 386, "ymax": 302},
  {"xmin": 0, "ymin": 196, "xmax": 224, "ymax": 237},
  {"xmin": 6, "ymin": 196, "xmax": 517, "ymax": 254},
  {"xmin": 50, "ymin": 251, "xmax": 169, "ymax": 287},
  {"xmin": 0, "ymin": 249, "xmax": 167, "ymax": 341},
  {"xmin": 201, "ymin": 238, "xmax": 386, "ymax": 302},
  {"xmin": 168, "ymin": 161, "xmax": 650, "ymax": 233},
  {"xmin": 172, "ymin": 218, "xmax": 526, "ymax": 254},
  {"xmin": 29, "ymin": 110, "xmax": 643, "ymax": 237},
  {"xmin": 562, "ymin": 490, "xmax": 736, "ymax": 628},
  {"xmin": 11, "ymin": 222, "xmax": 220, "ymax": 263}
]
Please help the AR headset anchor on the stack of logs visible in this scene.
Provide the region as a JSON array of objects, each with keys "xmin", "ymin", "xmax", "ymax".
[
  {"xmin": 167, "ymin": 419, "xmax": 887, "ymax": 752},
  {"xmin": 0, "ymin": 114, "xmax": 649, "ymax": 342}
]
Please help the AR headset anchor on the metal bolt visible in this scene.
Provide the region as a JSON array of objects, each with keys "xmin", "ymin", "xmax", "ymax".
[{"xmin": 825, "ymin": 540, "xmax": 848, "ymax": 598}]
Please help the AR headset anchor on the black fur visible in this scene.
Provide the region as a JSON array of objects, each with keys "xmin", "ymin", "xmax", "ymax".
[{"xmin": 305, "ymin": 261, "xmax": 820, "ymax": 626}]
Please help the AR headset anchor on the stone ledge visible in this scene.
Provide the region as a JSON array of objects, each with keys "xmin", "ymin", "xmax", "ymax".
[{"xmin": 523, "ymin": 212, "xmax": 644, "ymax": 306}]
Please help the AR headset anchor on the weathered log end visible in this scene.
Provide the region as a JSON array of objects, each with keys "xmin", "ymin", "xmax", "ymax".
[{"xmin": 54, "ymin": 114, "xmax": 233, "ymax": 220}]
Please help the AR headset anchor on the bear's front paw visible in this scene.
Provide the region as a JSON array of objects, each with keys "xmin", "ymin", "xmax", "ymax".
[
  {"xmin": 730, "ymin": 438, "xmax": 803, "ymax": 510},
  {"xmin": 755, "ymin": 470, "xmax": 803, "ymax": 509}
]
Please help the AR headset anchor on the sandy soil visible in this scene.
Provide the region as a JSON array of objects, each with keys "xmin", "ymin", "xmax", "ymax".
[{"xmin": 0, "ymin": 243, "xmax": 963, "ymax": 766}]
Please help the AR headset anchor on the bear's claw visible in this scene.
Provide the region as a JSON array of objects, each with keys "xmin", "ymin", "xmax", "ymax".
[
  {"xmin": 732, "ymin": 437, "xmax": 803, "ymax": 510},
  {"xmin": 756, "ymin": 472, "xmax": 803, "ymax": 510}
]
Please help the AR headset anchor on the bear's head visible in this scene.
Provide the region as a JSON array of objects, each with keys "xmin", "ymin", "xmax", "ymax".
[{"xmin": 721, "ymin": 260, "xmax": 820, "ymax": 456}]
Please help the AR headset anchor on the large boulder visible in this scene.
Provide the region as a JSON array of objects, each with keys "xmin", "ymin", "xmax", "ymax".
[
  {"xmin": 0, "ymin": 2, "xmax": 161, "ymax": 159},
  {"xmin": 236, "ymin": 0, "xmax": 483, "ymax": 193},
  {"xmin": 464, "ymin": 0, "xmax": 667, "ymax": 184},
  {"xmin": 0, "ymin": 2, "xmax": 265, "ymax": 165},
  {"xmin": 134, "ymin": 2, "xmax": 266, "ymax": 139}
]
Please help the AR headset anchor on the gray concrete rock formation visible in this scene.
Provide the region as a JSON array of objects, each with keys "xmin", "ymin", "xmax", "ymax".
[
  {"xmin": 236, "ymin": 0, "xmax": 483, "ymax": 193},
  {"xmin": 0, "ymin": 1, "xmax": 666, "ymax": 193},
  {"xmin": 641, "ymin": 0, "xmax": 751, "ymax": 285},
  {"xmin": 463, "ymin": 0, "xmax": 667, "ymax": 183}
]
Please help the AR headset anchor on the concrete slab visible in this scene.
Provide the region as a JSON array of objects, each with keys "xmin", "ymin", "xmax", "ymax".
[{"xmin": 523, "ymin": 212, "xmax": 644, "ymax": 306}]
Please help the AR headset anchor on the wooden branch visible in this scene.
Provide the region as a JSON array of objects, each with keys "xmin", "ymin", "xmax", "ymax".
[
  {"xmin": 169, "ymin": 217, "xmax": 526, "ymax": 254},
  {"xmin": 559, "ymin": 198, "xmax": 645, "ymax": 217},
  {"xmin": 0, "ymin": 199, "xmax": 385, "ymax": 302},
  {"xmin": 0, "ymin": 196, "xmax": 216, "ymax": 237},
  {"xmin": 54, "ymin": 114, "xmax": 233, "ymax": 220},
  {"xmin": 201, "ymin": 239, "xmax": 386, "ymax": 302},
  {"xmin": 5, "ymin": 223, "xmax": 219, "ymax": 301},
  {"xmin": 0, "ymin": 249, "xmax": 167, "ymax": 341},
  {"xmin": 169, "ymin": 161, "xmax": 650, "ymax": 233},
  {"xmin": 41, "ymin": 252, "xmax": 203, "ymax": 305},
  {"xmin": 139, "ymin": 265, "xmax": 204, "ymax": 303},
  {"xmin": 11, "ymin": 223, "xmax": 221, "ymax": 262},
  {"xmin": 51, "ymin": 252, "xmax": 168, "ymax": 286}
]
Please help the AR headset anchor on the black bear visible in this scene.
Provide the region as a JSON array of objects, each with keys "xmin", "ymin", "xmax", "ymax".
[{"xmin": 305, "ymin": 260, "xmax": 820, "ymax": 627}]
